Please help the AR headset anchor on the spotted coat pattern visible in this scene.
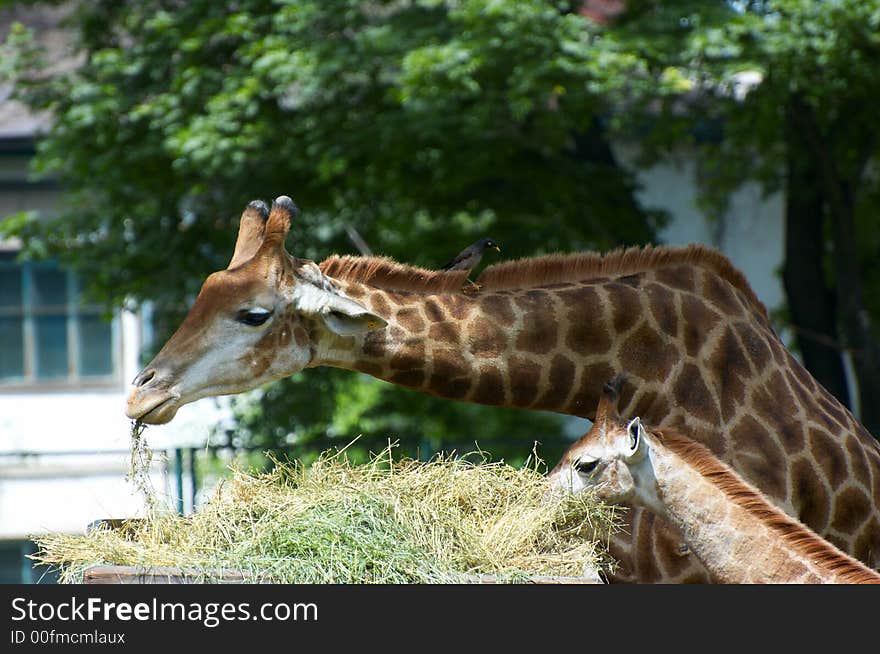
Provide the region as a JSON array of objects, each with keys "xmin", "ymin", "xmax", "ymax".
[{"xmin": 329, "ymin": 260, "xmax": 880, "ymax": 583}]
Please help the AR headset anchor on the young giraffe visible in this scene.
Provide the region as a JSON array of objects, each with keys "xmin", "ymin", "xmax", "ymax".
[
  {"xmin": 549, "ymin": 377, "xmax": 880, "ymax": 583},
  {"xmin": 126, "ymin": 196, "xmax": 880, "ymax": 582}
]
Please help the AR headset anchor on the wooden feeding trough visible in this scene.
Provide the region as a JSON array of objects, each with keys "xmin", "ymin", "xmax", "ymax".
[
  {"xmin": 81, "ymin": 563, "xmax": 603, "ymax": 585},
  {"xmin": 78, "ymin": 518, "xmax": 605, "ymax": 584}
]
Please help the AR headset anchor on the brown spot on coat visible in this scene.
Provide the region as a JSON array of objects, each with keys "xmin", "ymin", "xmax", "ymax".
[
  {"xmin": 607, "ymin": 282, "xmax": 642, "ymax": 334},
  {"xmin": 618, "ymin": 324, "xmax": 679, "ymax": 384},
  {"xmin": 361, "ymin": 333, "xmax": 387, "ymax": 359},
  {"xmin": 729, "ymin": 415, "xmax": 787, "ymax": 501},
  {"xmin": 702, "ymin": 271, "xmax": 744, "ymax": 318},
  {"xmin": 653, "ymin": 514, "xmax": 697, "ymax": 579},
  {"xmin": 852, "ymin": 519, "xmax": 880, "ymax": 566},
  {"xmin": 424, "ymin": 299, "xmax": 445, "ymax": 323},
  {"xmin": 751, "ymin": 376, "xmax": 804, "ymax": 452},
  {"xmin": 470, "ymin": 367, "xmax": 506, "ymax": 405},
  {"xmin": 732, "ymin": 322, "xmax": 771, "ymax": 367},
  {"xmin": 479, "ymin": 294, "xmax": 516, "ymax": 327},
  {"xmin": 389, "ymin": 344, "xmax": 424, "ymax": 370},
  {"xmin": 514, "ymin": 290, "xmax": 558, "ymax": 354},
  {"xmin": 816, "ymin": 395, "xmax": 850, "ymax": 433},
  {"xmin": 355, "ymin": 361, "xmax": 384, "ymax": 377},
  {"xmin": 565, "ymin": 312, "xmax": 612, "ymax": 357},
  {"xmin": 632, "ymin": 511, "xmax": 665, "ymax": 583},
  {"xmin": 680, "ymin": 294, "xmax": 721, "ymax": 356},
  {"xmin": 645, "ymin": 282, "xmax": 679, "ymax": 337},
  {"xmin": 395, "ymin": 307, "xmax": 425, "ymax": 334},
  {"xmin": 810, "ymin": 427, "xmax": 849, "ymax": 488},
  {"xmin": 428, "ymin": 353, "xmax": 472, "ymax": 399},
  {"xmin": 368, "ymin": 292, "xmax": 392, "ymax": 317},
  {"xmin": 468, "ymin": 319, "xmax": 508, "ymax": 357},
  {"xmin": 768, "ymin": 337, "xmax": 787, "ymax": 366},
  {"xmin": 791, "ymin": 357, "xmax": 819, "ymax": 393},
  {"xmin": 846, "ymin": 434, "xmax": 871, "ymax": 482},
  {"xmin": 567, "ymin": 362, "xmax": 617, "ymax": 418},
  {"xmin": 628, "ymin": 390, "xmax": 671, "ymax": 426},
  {"xmin": 441, "ymin": 295, "xmax": 475, "ymax": 321},
  {"xmin": 786, "ymin": 367, "xmax": 816, "ymax": 410},
  {"xmin": 535, "ymin": 354, "xmax": 576, "ymax": 411},
  {"xmin": 830, "ymin": 487, "xmax": 872, "ymax": 535},
  {"xmin": 509, "ymin": 355, "xmax": 542, "ymax": 406},
  {"xmin": 707, "ymin": 325, "xmax": 749, "ymax": 421},
  {"xmin": 652, "ymin": 266, "xmax": 696, "ymax": 293},
  {"xmin": 428, "ymin": 321, "xmax": 461, "ymax": 345},
  {"xmin": 389, "ymin": 369, "xmax": 425, "ymax": 389},
  {"xmin": 672, "ymin": 363, "xmax": 720, "ymax": 425},
  {"xmin": 343, "ymin": 284, "xmax": 366, "ymax": 299},
  {"xmin": 791, "ymin": 457, "xmax": 830, "ymax": 533},
  {"xmin": 556, "ymin": 284, "xmax": 603, "ymax": 311}
]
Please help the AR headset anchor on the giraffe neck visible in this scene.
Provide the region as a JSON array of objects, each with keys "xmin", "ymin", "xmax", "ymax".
[
  {"xmin": 641, "ymin": 434, "xmax": 880, "ymax": 584},
  {"xmin": 312, "ymin": 279, "xmax": 612, "ymax": 413}
]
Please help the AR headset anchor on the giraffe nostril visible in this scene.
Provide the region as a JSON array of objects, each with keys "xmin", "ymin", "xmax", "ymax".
[{"xmin": 132, "ymin": 368, "xmax": 157, "ymax": 388}]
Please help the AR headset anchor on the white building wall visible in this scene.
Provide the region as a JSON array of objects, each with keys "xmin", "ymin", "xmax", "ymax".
[
  {"xmin": 617, "ymin": 146, "xmax": 786, "ymax": 315},
  {"xmin": 0, "ymin": 302, "xmax": 230, "ymax": 539}
]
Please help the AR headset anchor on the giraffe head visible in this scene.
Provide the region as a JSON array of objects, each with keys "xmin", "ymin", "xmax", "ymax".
[
  {"xmin": 125, "ymin": 196, "xmax": 387, "ymax": 425},
  {"xmin": 548, "ymin": 375, "xmax": 662, "ymax": 514}
]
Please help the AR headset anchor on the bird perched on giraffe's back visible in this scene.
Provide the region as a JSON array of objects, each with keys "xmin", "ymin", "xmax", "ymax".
[{"xmin": 440, "ymin": 238, "xmax": 501, "ymax": 273}]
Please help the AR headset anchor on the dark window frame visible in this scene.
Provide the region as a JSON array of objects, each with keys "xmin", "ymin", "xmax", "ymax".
[{"xmin": 0, "ymin": 252, "xmax": 121, "ymax": 390}]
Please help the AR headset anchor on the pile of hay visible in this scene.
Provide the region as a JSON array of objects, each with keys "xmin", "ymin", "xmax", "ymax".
[{"xmin": 33, "ymin": 448, "xmax": 621, "ymax": 584}]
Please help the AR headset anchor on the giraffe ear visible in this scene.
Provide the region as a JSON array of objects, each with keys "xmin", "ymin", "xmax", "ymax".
[
  {"xmin": 228, "ymin": 200, "xmax": 269, "ymax": 269},
  {"xmin": 291, "ymin": 259, "xmax": 388, "ymax": 336},
  {"xmin": 625, "ymin": 417, "xmax": 647, "ymax": 462},
  {"xmin": 319, "ymin": 292, "xmax": 387, "ymax": 335},
  {"xmin": 290, "ymin": 271, "xmax": 388, "ymax": 336}
]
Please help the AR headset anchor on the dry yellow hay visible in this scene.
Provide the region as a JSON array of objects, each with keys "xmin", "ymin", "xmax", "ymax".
[{"xmin": 33, "ymin": 445, "xmax": 621, "ymax": 584}]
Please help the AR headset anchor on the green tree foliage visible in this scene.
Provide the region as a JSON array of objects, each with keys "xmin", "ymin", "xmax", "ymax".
[
  {"xmin": 2, "ymin": 0, "xmax": 666, "ymax": 464},
  {"xmin": 8, "ymin": 0, "xmax": 877, "ymax": 459}
]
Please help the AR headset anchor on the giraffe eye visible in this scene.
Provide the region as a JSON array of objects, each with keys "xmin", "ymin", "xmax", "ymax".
[
  {"xmin": 575, "ymin": 459, "xmax": 599, "ymax": 476},
  {"xmin": 237, "ymin": 308, "xmax": 273, "ymax": 326}
]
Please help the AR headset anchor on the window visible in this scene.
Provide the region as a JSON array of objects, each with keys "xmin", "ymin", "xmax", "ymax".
[
  {"xmin": 0, "ymin": 540, "xmax": 58, "ymax": 584},
  {"xmin": 0, "ymin": 252, "xmax": 119, "ymax": 387}
]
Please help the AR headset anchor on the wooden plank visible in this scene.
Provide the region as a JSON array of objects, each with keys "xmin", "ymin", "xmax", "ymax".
[
  {"xmin": 83, "ymin": 519, "xmax": 604, "ymax": 585},
  {"xmin": 82, "ymin": 565, "xmax": 259, "ymax": 585},
  {"xmin": 82, "ymin": 564, "xmax": 603, "ymax": 585},
  {"xmin": 465, "ymin": 573, "xmax": 603, "ymax": 585}
]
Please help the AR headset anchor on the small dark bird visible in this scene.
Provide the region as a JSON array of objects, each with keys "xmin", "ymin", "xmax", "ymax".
[
  {"xmin": 440, "ymin": 238, "xmax": 501, "ymax": 292},
  {"xmin": 441, "ymin": 238, "xmax": 501, "ymax": 272}
]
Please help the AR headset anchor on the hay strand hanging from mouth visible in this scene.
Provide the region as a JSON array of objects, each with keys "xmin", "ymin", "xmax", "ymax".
[
  {"xmin": 33, "ymin": 447, "xmax": 622, "ymax": 584},
  {"xmin": 127, "ymin": 419, "xmax": 158, "ymax": 510}
]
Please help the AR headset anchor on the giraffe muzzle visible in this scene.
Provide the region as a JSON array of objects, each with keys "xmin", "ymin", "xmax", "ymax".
[{"xmin": 125, "ymin": 366, "xmax": 181, "ymax": 424}]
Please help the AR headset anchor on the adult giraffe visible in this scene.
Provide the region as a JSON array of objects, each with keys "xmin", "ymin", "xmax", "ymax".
[
  {"xmin": 549, "ymin": 377, "xmax": 880, "ymax": 584},
  {"xmin": 126, "ymin": 196, "xmax": 880, "ymax": 582}
]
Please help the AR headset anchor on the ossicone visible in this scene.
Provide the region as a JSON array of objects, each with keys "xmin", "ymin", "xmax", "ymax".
[
  {"xmin": 261, "ymin": 195, "xmax": 298, "ymax": 249},
  {"xmin": 596, "ymin": 373, "xmax": 626, "ymax": 426},
  {"xmin": 272, "ymin": 195, "xmax": 298, "ymax": 216},
  {"xmin": 228, "ymin": 198, "xmax": 272, "ymax": 268},
  {"xmin": 247, "ymin": 199, "xmax": 270, "ymax": 218}
]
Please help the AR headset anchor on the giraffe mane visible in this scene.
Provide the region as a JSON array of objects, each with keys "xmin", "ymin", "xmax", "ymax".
[
  {"xmin": 320, "ymin": 245, "xmax": 768, "ymax": 319},
  {"xmin": 319, "ymin": 255, "xmax": 471, "ymax": 293},
  {"xmin": 475, "ymin": 243, "xmax": 768, "ymax": 318},
  {"xmin": 650, "ymin": 427, "xmax": 880, "ymax": 584}
]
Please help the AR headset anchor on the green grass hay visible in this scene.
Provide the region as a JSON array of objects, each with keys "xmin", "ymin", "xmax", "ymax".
[{"xmin": 33, "ymin": 446, "xmax": 621, "ymax": 584}]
